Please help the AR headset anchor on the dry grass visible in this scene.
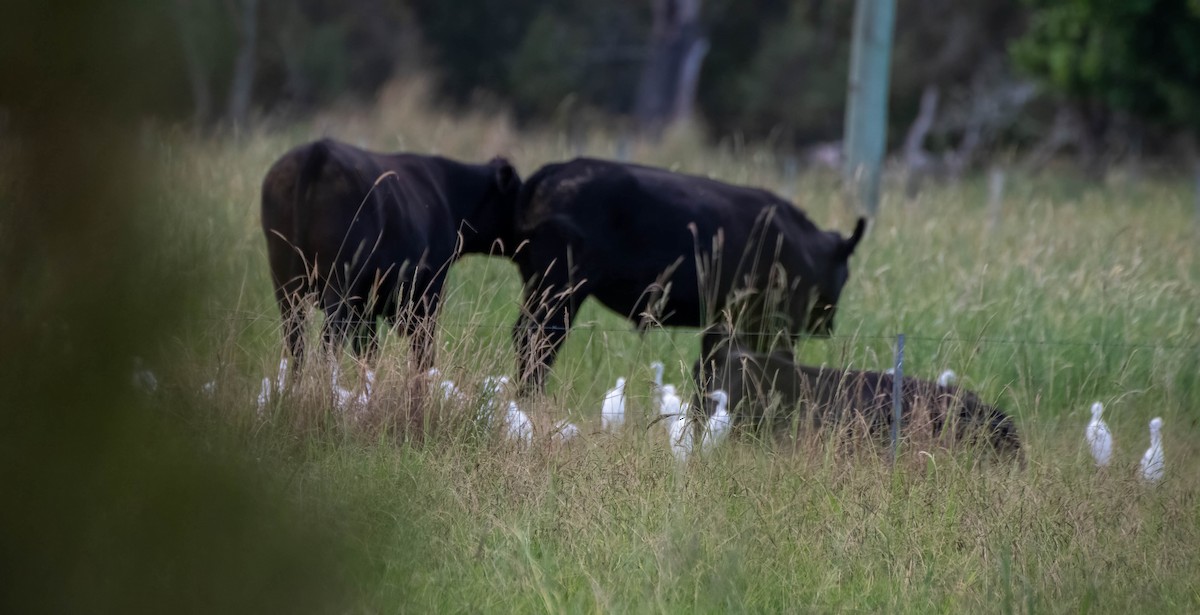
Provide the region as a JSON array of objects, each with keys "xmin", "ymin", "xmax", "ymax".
[{"xmin": 147, "ymin": 82, "xmax": 1200, "ymax": 612}]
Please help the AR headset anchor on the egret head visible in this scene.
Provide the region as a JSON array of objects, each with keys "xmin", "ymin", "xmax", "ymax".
[{"xmin": 707, "ymin": 389, "xmax": 729, "ymax": 411}]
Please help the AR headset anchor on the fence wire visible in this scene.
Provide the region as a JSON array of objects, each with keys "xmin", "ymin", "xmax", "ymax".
[{"xmin": 200, "ymin": 309, "xmax": 1200, "ymax": 354}]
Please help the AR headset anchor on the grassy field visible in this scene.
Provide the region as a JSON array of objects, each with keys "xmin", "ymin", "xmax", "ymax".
[{"xmin": 150, "ymin": 84, "xmax": 1200, "ymax": 612}]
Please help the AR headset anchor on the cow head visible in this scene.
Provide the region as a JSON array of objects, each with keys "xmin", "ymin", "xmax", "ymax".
[
  {"xmin": 465, "ymin": 157, "xmax": 522, "ymax": 255},
  {"xmin": 805, "ymin": 216, "xmax": 867, "ymax": 335}
]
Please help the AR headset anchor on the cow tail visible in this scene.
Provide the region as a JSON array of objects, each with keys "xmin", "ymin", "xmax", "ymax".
[{"xmin": 293, "ymin": 139, "xmax": 330, "ymax": 254}]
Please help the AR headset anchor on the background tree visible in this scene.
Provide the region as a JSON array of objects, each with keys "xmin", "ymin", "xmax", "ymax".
[
  {"xmin": 1011, "ymin": 0, "xmax": 1200, "ymax": 166},
  {"xmin": 156, "ymin": 0, "xmax": 1200, "ymax": 171}
]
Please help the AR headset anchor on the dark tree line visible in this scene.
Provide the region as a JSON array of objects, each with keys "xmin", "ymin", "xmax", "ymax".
[{"xmin": 165, "ymin": 0, "xmax": 1200, "ymax": 167}]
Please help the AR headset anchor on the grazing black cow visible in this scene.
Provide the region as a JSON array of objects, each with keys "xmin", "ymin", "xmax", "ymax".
[
  {"xmin": 511, "ymin": 158, "xmax": 867, "ymax": 393},
  {"xmin": 261, "ymin": 138, "xmax": 521, "ymax": 372},
  {"xmin": 695, "ymin": 343, "xmax": 1023, "ymax": 460}
]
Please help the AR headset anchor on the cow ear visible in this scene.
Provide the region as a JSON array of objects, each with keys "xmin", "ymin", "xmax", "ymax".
[
  {"xmin": 840, "ymin": 217, "xmax": 867, "ymax": 258},
  {"xmin": 491, "ymin": 158, "xmax": 519, "ymax": 194}
]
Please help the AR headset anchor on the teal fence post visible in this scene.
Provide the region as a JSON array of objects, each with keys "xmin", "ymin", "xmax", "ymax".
[{"xmin": 843, "ymin": 0, "xmax": 897, "ymax": 216}]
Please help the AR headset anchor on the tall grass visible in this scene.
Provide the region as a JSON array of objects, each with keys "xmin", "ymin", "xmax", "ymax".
[{"xmin": 153, "ymin": 81, "xmax": 1199, "ymax": 612}]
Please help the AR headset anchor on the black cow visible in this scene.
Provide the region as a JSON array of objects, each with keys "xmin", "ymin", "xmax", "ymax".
[
  {"xmin": 695, "ymin": 344, "xmax": 1023, "ymax": 460},
  {"xmin": 510, "ymin": 157, "xmax": 866, "ymax": 393},
  {"xmin": 261, "ymin": 138, "xmax": 521, "ymax": 372}
]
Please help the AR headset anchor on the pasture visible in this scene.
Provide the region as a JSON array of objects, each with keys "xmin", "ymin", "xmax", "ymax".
[{"xmin": 153, "ymin": 87, "xmax": 1200, "ymax": 612}]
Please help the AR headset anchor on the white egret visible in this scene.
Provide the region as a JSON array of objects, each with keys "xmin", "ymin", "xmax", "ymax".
[
  {"xmin": 701, "ymin": 389, "xmax": 732, "ymax": 453},
  {"xmin": 937, "ymin": 369, "xmax": 957, "ymax": 388},
  {"xmin": 659, "ymin": 384, "xmax": 680, "ymax": 420},
  {"xmin": 552, "ymin": 419, "xmax": 581, "ymax": 443},
  {"xmin": 274, "ymin": 358, "xmax": 289, "ymax": 392},
  {"xmin": 601, "ymin": 377, "xmax": 627, "ymax": 431},
  {"xmin": 1140, "ymin": 417, "xmax": 1164, "ymax": 484},
  {"xmin": 426, "ymin": 367, "xmax": 464, "ymax": 402},
  {"xmin": 256, "ymin": 377, "xmax": 273, "ymax": 414},
  {"xmin": 132, "ymin": 357, "xmax": 159, "ymax": 394},
  {"xmin": 504, "ymin": 400, "xmax": 534, "ymax": 444},
  {"xmin": 255, "ymin": 358, "xmax": 290, "ymax": 413},
  {"xmin": 668, "ymin": 403, "xmax": 694, "ymax": 462},
  {"xmin": 650, "ymin": 361, "xmax": 665, "ymax": 404},
  {"xmin": 659, "ymin": 385, "xmax": 692, "ymax": 461},
  {"xmin": 439, "ymin": 380, "xmax": 464, "ymax": 402},
  {"xmin": 482, "ymin": 375, "xmax": 510, "ymax": 411},
  {"xmin": 1085, "ymin": 401, "xmax": 1113, "ymax": 467}
]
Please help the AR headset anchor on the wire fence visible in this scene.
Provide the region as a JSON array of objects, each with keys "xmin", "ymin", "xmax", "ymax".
[{"xmin": 199, "ymin": 309, "xmax": 1200, "ymax": 354}]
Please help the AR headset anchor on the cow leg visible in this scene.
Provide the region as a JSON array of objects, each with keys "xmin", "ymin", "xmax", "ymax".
[
  {"xmin": 274, "ymin": 283, "xmax": 309, "ymax": 367},
  {"xmin": 320, "ymin": 285, "xmax": 370, "ymax": 365},
  {"xmin": 266, "ymin": 230, "xmax": 310, "ymax": 369}
]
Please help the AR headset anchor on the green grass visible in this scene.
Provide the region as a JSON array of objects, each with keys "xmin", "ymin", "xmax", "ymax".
[{"xmin": 151, "ymin": 87, "xmax": 1200, "ymax": 613}]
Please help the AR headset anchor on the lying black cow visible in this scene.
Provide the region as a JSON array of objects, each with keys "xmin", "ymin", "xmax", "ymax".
[
  {"xmin": 511, "ymin": 158, "xmax": 866, "ymax": 393},
  {"xmin": 261, "ymin": 138, "xmax": 521, "ymax": 371},
  {"xmin": 695, "ymin": 344, "xmax": 1023, "ymax": 460}
]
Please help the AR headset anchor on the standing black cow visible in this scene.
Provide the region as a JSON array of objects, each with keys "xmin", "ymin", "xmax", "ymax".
[
  {"xmin": 261, "ymin": 138, "xmax": 521, "ymax": 372},
  {"xmin": 511, "ymin": 157, "xmax": 866, "ymax": 393}
]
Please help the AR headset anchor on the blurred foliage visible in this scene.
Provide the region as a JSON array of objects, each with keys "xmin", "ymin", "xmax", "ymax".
[
  {"xmin": 0, "ymin": 2, "xmax": 353, "ymax": 613},
  {"xmin": 156, "ymin": 0, "xmax": 1196, "ymax": 155},
  {"xmin": 1012, "ymin": 0, "xmax": 1200, "ymax": 133}
]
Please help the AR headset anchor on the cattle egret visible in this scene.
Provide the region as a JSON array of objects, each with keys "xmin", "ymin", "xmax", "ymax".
[
  {"xmin": 483, "ymin": 375, "xmax": 510, "ymax": 408},
  {"xmin": 1085, "ymin": 402, "xmax": 1113, "ymax": 467},
  {"xmin": 668, "ymin": 403, "xmax": 694, "ymax": 462},
  {"xmin": 552, "ymin": 419, "xmax": 581, "ymax": 443},
  {"xmin": 484, "ymin": 375, "xmax": 510, "ymax": 393},
  {"xmin": 601, "ymin": 377, "xmax": 627, "ymax": 431},
  {"xmin": 658, "ymin": 385, "xmax": 693, "ymax": 460},
  {"xmin": 329, "ymin": 363, "xmax": 373, "ymax": 412},
  {"xmin": 132, "ymin": 357, "xmax": 158, "ymax": 394},
  {"xmin": 333, "ymin": 386, "xmax": 358, "ymax": 411},
  {"xmin": 256, "ymin": 358, "xmax": 290, "ymax": 413},
  {"xmin": 425, "ymin": 367, "xmax": 464, "ymax": 402},
  {"xmin": 504, "ymin": 401, "xmax": 534, "ymax": 444},
  {"xmin": 937, "ymin": 369, "xmax": 957, "ymax": 388},
  {"xmin": 659, "ymin": 384, "xmax": 680, "ymax": 418},
  {"xmin": 1140, "ymin": 417, "xmax": 1164, "ymax": 484},
  {"xmin": 330, "ymin": 364, "xmax": 358, "ymax": 412},
  {"xmin": 701, "ymin": 389, "xmax": 733, "ymax": 453},
  {"xmin": 274, "ymin": 358, "xmax": 289, "ymax": 392},
  {"xmin": 358, "ymin": 369, "xmax": 375, "ymax": 407},
  {"xmin": 651, "ymin": 361, "xmax": 665, "ymax": 402},
  {"xmin": 439, "ymin": 380, "xmax": 464, "ymax": 402},
  {"xmin": 256, "ymin": 377, "xmax": 273, "ymax": 414}
]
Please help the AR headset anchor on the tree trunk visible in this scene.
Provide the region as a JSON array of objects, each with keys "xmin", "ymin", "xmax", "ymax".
[
  {"xmin": 902, "ymin": 84, "xmax": 939, "ymax": 196},
  {"xmin": 226, "ymin": 0, "xmax": 259, "ymax": 129},
  {"xmin": 902, "ymin": 85, "xmax": 939, "ymax": 168},
  {"xmin": 634, "ymin": 0, "xmax": 705, "ymax": 139},
  {"xmin": 672, "ymin": 37, "xmax": 709, "ymax": 125},
  {"xmin": 172, "ymin": 0, "xmax": 211, "ymax": 125},
  {"xmin": 1025, "ymin": 103, "xmax": 1078, "ymax": 172}
]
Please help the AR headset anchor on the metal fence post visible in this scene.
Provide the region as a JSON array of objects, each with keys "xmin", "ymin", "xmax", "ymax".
[{"xmin": 891, "ymin": 332, "xmax": 905, "ymax": 465}]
